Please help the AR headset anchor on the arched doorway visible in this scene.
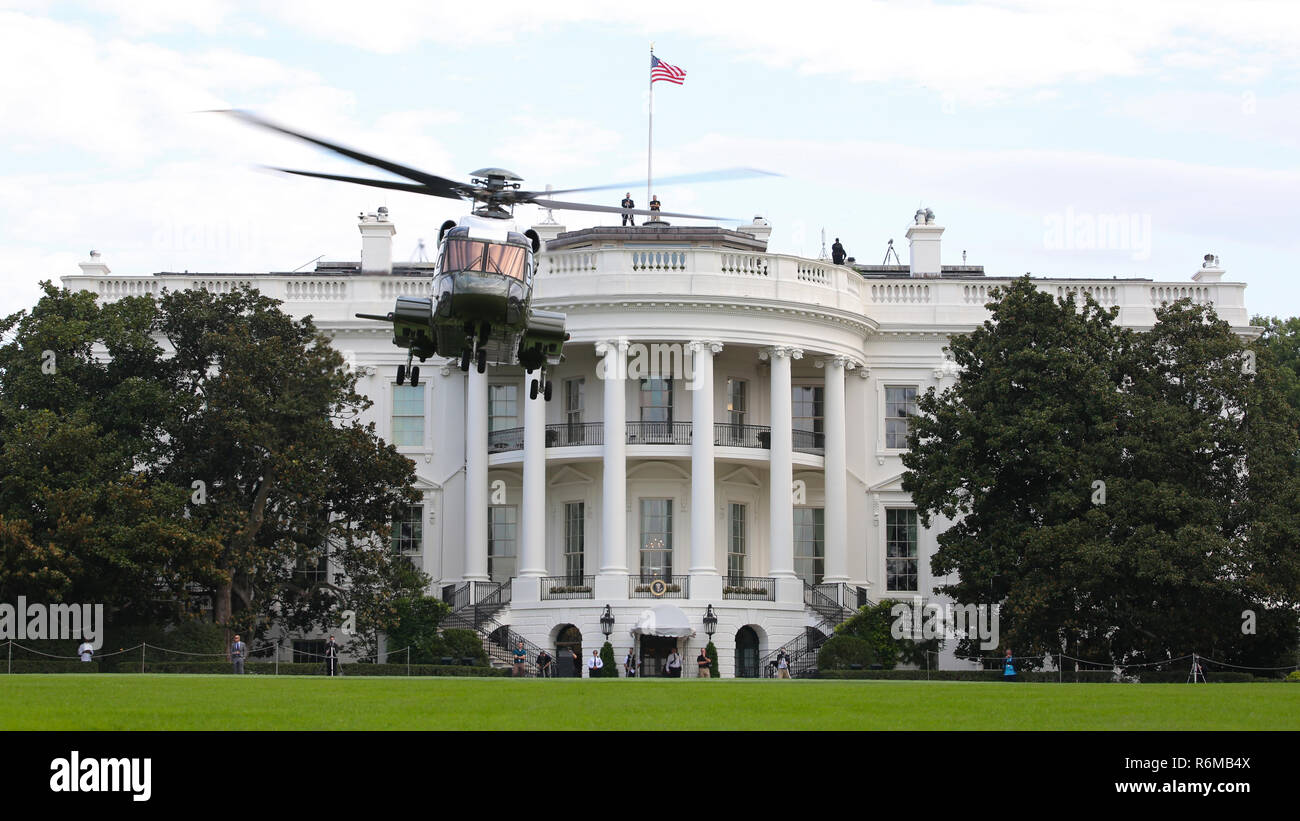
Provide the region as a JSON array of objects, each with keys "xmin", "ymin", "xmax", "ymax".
[
  {"xmin": 554, "ymin": 624, "xmax": 582, "ymax": 678},
  {"xmin": 735, "ymin": 626, "xmax": 760, "ymax": 678}
]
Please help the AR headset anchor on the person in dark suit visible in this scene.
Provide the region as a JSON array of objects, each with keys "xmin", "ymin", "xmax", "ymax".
[
  {"xmin": 621, "ymin": 194, "xmax": 635, "ymax": 226},
  {"xmin": 831, "ymin": 238, "xmax": 846, "ymax": 265},
  {"xmin": 570, "ymin": 647, "xmax": 582, "ymax": 677},
  {"xmin": 324, "ymin": 635, "xmax": 340, "ymax": 676}
]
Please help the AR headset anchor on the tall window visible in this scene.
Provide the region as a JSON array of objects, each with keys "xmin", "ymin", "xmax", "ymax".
[
  {"xmin": 564, "ymin": 502, "xmax": 585, "ymax": 581},
  {"xmin": 794, "ymin": 507, "xmax": 824, "ymax": 586},
  {"xmin": 793, "ymin": 385, "xmax": 824, "ymax": 447},
  {"xmin": 886, "ymin": 508, "xmax": 918, "ymax": 591},
  {"xmin": 885, "ymin": 386, "xmax": 918, "ymax": 449},
  {"xmin": 391, "ymin": 385, "xmax": 424, "ymax": 447},
  {"xmin": 391, "ymin": 505, "xmax": 423, "ymax": 554},
  {"xmin": 639, "ymin": 499, "xmax": 673, "ymax": 579},
  {"xmin": 489, "ymin": 384, "xmax": 519, "ymax": 432},
  {"xmin": 488, "ymin": 505, "xmax": 518, "ymax": 582},
  {"xmin": 727, "ymin": 503, "xmax": 747, "ymax": 581},
  {"xmin": 639, "ymin": 378, "xmax": 673, "ymax": 423},
  {"xmin": 565, "ymin": 379, "xmax": 584, "ymax": 427},
  {"xmin": 726, "ymin": 379, "xmax": 747, "ymax": 426}
]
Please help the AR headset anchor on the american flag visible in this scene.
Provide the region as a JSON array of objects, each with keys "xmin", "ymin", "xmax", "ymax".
[{"xmin": 651, "ymin": 55, "xmax": 686, "ymax": 85}]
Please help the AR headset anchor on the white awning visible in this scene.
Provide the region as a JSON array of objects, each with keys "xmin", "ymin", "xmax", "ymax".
[{"xmin": 630, "ymin": 604, "xmax": 697, "ymax": 638}]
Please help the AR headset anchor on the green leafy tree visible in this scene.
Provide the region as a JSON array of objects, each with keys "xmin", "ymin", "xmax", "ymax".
[
  {"xmin": 384, "ymin": 596, "xmax": 451, "ymax": 663},
  {"xmin": 836, "ymin": 600, "xmax": 939, "ymax": 668},
  {"xmin": 903, "ymin": 279, "xmax": 1300, "ymax": 664},
  {"xmin": 817, "ymin": 634, "xmax": 876, "ymax": 670},
  {"xmin": 704, "ymin": 640, "xmax": 719, "ymax": 678},
  {"xmin": 599, "ymin": 641, "xmax": 618, "ymax": 677}
]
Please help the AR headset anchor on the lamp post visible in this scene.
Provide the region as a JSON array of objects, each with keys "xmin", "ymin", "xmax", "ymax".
[
  {"xmin": 703, "ymin": 604, "xmax": 717, "ymax": 639},
  {"xmin": 600, "ymin": 605, "xmax": 615, "ymax": 640}
]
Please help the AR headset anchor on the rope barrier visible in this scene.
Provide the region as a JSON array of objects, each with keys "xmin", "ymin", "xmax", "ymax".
[{"xmin": 1197, "ymin": 655, "xmax": 1300, "ymax": 672}]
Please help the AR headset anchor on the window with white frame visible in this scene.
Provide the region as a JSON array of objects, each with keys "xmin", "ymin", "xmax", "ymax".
[
  {"xmin": 727, "ymin": 503, "xmax": 747, "ymax": 581},
  {"xmin": 564, "ymin": 501, "xmax": 585, "ymax": 582},
  {"xmin": 489, "ymin": 383, "xmax": 519, "ymax": 432},
  {"xmin": 639, "ymin": 499, "xmax": 673, "ymax": 579},
  {"xmin": 886, "ymin": 508, "xmax": 918, "ymax": 592},
  {"xmin": 391, "ymin": 385, "xmax": 424, "ymax": 447},
  {"xmin": 391, "ymin": 505, "xmax": 423, "ymax": 554},
  {"xmin": 488, "ymin": 505, "xmax": 518, "ymax": 582},
  {"xmin": 885, "ymin": 386, "xmax": 918, "ymax": 449},
  {"xmin": 726, "ymin": 379, "xmax": 747, "ymax": 426},
  {"xmin": 794, "ymin": 507, "xmax": 824, "ymax": 586},
  {"xmin": 565, "ymin": 379, "xmax": 584, "ymax": 427}
]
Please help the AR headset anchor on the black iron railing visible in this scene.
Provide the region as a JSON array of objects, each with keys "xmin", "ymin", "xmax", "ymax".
[
  {"xmin": 488, "ymin": 426, "xmax": 524, "ymax": 452},
  {"xmin": 722, "ymin": 576, "xmax": 776, "ymax": 601},
  {"xmin": 792, "ymin": 429, "xmax": 825, "ymax": 455},
  {"xmin": 714, "ymin": 423, "xmax": 772, "ymax": 448},
  {"xmin": 626, "ymin": 421, "xmax": 692, "ymax": 445},
  {"xmin": 541, "ymin": 575, "xmax": 595, "ymax": 600},
  {"xmin": 761, "ymin": 626, "xmax": 830, "ymax": 679},
  {"xmin": 629, "ymin": 575, "xmax": 690, "ymax": 598},
  {"xmin": 546, "ymin": 423, "xmax": 602, "ymax": 447}
]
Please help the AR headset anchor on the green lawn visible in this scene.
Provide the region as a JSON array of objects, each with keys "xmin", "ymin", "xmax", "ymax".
[{"xmin": 0, "ymin": 675, "xmax": 1294, "ymax": 730}]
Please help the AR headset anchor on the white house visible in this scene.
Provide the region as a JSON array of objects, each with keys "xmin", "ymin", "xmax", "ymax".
[{"xmin": 62, "ymin": 207, "xmax": 1251, "ymax": 676}]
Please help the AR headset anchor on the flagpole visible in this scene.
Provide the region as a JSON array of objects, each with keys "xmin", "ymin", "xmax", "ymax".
[{"xmin": 647, "ymin": 42, "xmax": 654, "ymax": 216}]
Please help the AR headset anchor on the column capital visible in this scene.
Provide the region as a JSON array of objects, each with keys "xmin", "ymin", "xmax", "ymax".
[
  {"xmin": 759, "ymin": 346, "xmax": 803, "ymax": 361},
  {"xmin": 687, "ymin": 340, "xmax": 724, "ymax": 355},
  {"xmin": 595, "ymin": 338, "xmax": 631, "ymax": 356},
  {"xmin": 814, "ymin": 355, "xmax": 853, "ymax": 370}
]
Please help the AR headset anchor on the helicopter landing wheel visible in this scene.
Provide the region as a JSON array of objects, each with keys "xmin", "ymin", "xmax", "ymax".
[
  {"xmin": 476, "ymin": 347, "xmax": 487, "ymax": 373},
  {"xmin": 543, "ymin": 379, "xmax": 553, "ymax": 402},
  {"xmin": 530, "ymin": 379, "xmax": 539, "ymax": 400},
  {"xmin": 409, "ymin": 365, "xmax": 420, "ymax": 387},
  {"xmin": 396, "ymin": 364, "xmax": 406, "ymax": 385},
  {"xmin": 459, "ymin": 349, "xmax": 471, "ymax": 372}
]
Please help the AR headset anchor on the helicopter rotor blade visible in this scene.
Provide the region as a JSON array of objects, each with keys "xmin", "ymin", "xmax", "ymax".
[
  {"xmin": 267, "ymin": 167, "xmax": 464, "ymax": 199},
  {"xmin": 216, "ymin": 109, "xmax": 468, "ymax": 199},
  {"xmin": 534, "ymin": 167, "xmax": 781, "ymax": 198},
  {"xmin": 530, "ymin": 198, "xmax": 735, "ymax": 222}
]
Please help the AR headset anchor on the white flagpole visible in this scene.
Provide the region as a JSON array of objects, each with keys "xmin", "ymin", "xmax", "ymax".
[{"xmin": 647, "ymin": 42, "xmax": 654, "ymax": 215}]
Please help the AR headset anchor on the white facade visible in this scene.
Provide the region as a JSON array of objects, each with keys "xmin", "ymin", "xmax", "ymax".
[{"xmin": 62, "ymin": 209, "xmax": 1253, "ymax": 675}]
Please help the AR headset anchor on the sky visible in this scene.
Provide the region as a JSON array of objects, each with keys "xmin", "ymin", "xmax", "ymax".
[{"xmin": 1, "ymin": 0, "xmax": 1298, "ymax": 321}]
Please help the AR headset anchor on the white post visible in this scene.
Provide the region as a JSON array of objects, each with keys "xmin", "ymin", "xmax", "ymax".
[
  {"xmin": 766, "ymin": 347, "xmax": 800, "ymax": 599},
  {"xmin": 647, "ymin": 44, "xmax": 654, "ymax": 213},
  {"xmin": 690, "ymin": 342, "xmax": 721, "ymax": 598},
  {"xmin": 598, "ymin": 341, "xmax": 629, "ymax": 598},
  {"xmin": 822, "ymin": 357, "xmax": 849, "ymax": 583},
  {"xmin": 465, "ymin": 368, "xmax": 490, "ymax": 582}
]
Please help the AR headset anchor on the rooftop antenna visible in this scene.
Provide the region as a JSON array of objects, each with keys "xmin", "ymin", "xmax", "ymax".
[
  {"xmin": 411, "ymin": 238, "xmax": 429, "ymax": 262},
  {"xmin": 540, "ymin": 184, "xmax": 557, "ymax": 225},
  {"xmin": 882, "ymin": 238, "xmax": 901, "ymax": 265},
  {"xmin": 819, "ymin": 228, "xmax": 829, "ymax": 261}
]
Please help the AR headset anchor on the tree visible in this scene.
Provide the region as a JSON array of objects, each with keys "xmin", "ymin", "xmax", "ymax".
[
  {"xmin": 903, "ymin": 278, "xmax": 1300, "ymax": 664},
  {"xmin": 599, "ymin": 641, "xmax": 618, "ymax": 677},
  {"xmin": 0, "ymin": 282, "xmax": 425, "ymax": 640},
  {"xmin": 704, "ymin": 640, "xmax": 719, "ymax": 678},
  {"xmin": 384, "ymin": 596, "xmax": 452, "ymax": 664},
  {"xmin": 835, "ymin": 600, "xmax": 939, "ymax": 668}
]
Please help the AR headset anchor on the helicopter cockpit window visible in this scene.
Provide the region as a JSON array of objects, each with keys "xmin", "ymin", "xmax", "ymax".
[{"xmin": 441, "ymin": 238, "xmax": 527, "ymax": 281}]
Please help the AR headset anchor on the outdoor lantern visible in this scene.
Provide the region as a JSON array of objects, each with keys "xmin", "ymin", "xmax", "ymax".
[
  {"xmin": 600, "ymin": 604, "xmax": 615, "ymax": 638},
  {"xmin": 703, "ymin": 604, "xmax": 718, "ymax": 638}
]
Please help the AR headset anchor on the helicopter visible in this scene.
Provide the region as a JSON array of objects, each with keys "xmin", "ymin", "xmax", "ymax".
[{"xmin": 221, "ymin": 110, "xmax": 773, "ymax": 400}]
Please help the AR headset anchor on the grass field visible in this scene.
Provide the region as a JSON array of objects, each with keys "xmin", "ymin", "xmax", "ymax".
[{"xmin": 1, "ymin": 675, "xmax": 1295, "ymax": 730}]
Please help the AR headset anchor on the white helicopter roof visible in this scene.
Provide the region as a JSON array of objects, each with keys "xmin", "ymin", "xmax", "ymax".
[{"xmin": 458, "ymin": 213, "xmax": 514, "ymax": 242}]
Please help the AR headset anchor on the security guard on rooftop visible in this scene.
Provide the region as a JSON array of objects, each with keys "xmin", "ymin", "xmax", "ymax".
[{"xmin": 621, "ymin": 193, "xmax": 635, "ymax": 226}]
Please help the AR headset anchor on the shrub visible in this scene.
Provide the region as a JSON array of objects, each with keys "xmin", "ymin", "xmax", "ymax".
[
  {"xmin": 441, "ymin": 628, "xmax": 487, "ymax": 665},
  {"xmin": 818, "ymin": 635, "xmax": 877, "ymax": 670},
  {"xmin": 1287, "ymin": 670, "xmax": 1300, "ymax": 682},
  {"xmin": 599, "ymin": 642, "xmax": 619, "ymax": 677},
  {"xmin": 385, "ymin": 596, "xmax": 452, "ymax": 664},
  {"xmin": 704, "ymin": 641, "xmax": 719, "ymax": 678}
]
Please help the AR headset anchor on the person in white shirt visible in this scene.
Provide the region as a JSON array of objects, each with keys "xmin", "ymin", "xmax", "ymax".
[
  {"xmin": 587, "ymin": 649, "xmax": 604, "ymax": 678},
  {"xmin": 666, "ymin": 648, "xmax": 682, "ymax": 678},
  {"xmin": 77, "ymin": 641, "xmax": 94, "ymax": 663}
]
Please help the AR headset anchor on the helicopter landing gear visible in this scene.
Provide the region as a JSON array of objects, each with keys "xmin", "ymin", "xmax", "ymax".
[
  {"xmin": 530, "ymin": 379, "xmax": 538, "ymax": 400},
  {"xmin": 530, "ymin": 371, "xmax": 555, "ymax": 401},
  {"xmin": 544, "ymin": 379, "xmax": 553, "ymax": 401},
  {"xmin": 459, "ymin": 349, "xmax": 471, "ymax": 372},
  {"xmin": 396, "ymin": 364, "xmax": 406, "ymax": 385},
  {"xmin": 476, "ymin": 347, "xmax": 487, "ymax": 374},
  {"xmin": 409, "ymin": 365, "xmax": 420, "ymax": 387}
]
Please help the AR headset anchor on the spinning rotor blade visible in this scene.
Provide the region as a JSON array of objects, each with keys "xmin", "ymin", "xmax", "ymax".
[
  {"xmin": 217, "ymin": 109, "xmax": 467, "ymax": 199},
  {"xmin": 267, "ymin": 167, "xmax": 447, "ymax": 197},
  {"xmin": 531, "ymin": 198, "xmax": 734, "ymax": 222},
  {"xmin": 538, "ymin": 167, "xmax": 780, "ymax": 198}
]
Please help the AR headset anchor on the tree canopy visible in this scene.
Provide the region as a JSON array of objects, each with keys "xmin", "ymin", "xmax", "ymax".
[{"xmin": 902, "ymin": 277, "xmax": 1300, "ymax": 666}]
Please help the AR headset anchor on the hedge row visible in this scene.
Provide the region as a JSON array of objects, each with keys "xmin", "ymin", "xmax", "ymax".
[
  {"xmin": 814, "ymin": 669, "xmax": 1260, "ymax": 682},
  {"xmin": 3, "ymin": 660, "xmax": 508, "ymax": 676}
]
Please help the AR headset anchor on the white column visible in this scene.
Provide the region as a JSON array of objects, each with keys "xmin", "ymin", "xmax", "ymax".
[
  {"xmin": 598, "ymin": 341, "xmax": 629, "ymax": 593},
  {"xmin": 689, "ymin": 342, "xmax": 721, "ymax": 591},
  {"xmin": 822, "ymin": 356, "xmax": 849, "ymax": 584},
  {"xmin": 765, "ymin": 347, "xmax": 800, "ymax": 583},
  {"xmin": 464, "ymin": 367, "xmax": 489, "ymax": 582},
  {"xmin": 520, "ymin": 373, "xmax": 547, "ymax": 578}
]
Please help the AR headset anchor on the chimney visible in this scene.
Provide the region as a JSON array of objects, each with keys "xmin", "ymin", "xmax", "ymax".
[
  {"xmin": 79, "ymin": 250, "xmax": 111, "ymax": 277},
  {"xmin": 738, "ymin": 215, "xmax": 772, "ymax": 249},
  {"xmin": 905, "ymin": 208, "xmax": 943, "ymax": 278},
  {"xmin": 1192, "ymin": 252, "xmax": 1224, "ymax": 283},
  {"xmin": 359, "ymin": 207, "xmax": 396, "ymax": 274}
]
